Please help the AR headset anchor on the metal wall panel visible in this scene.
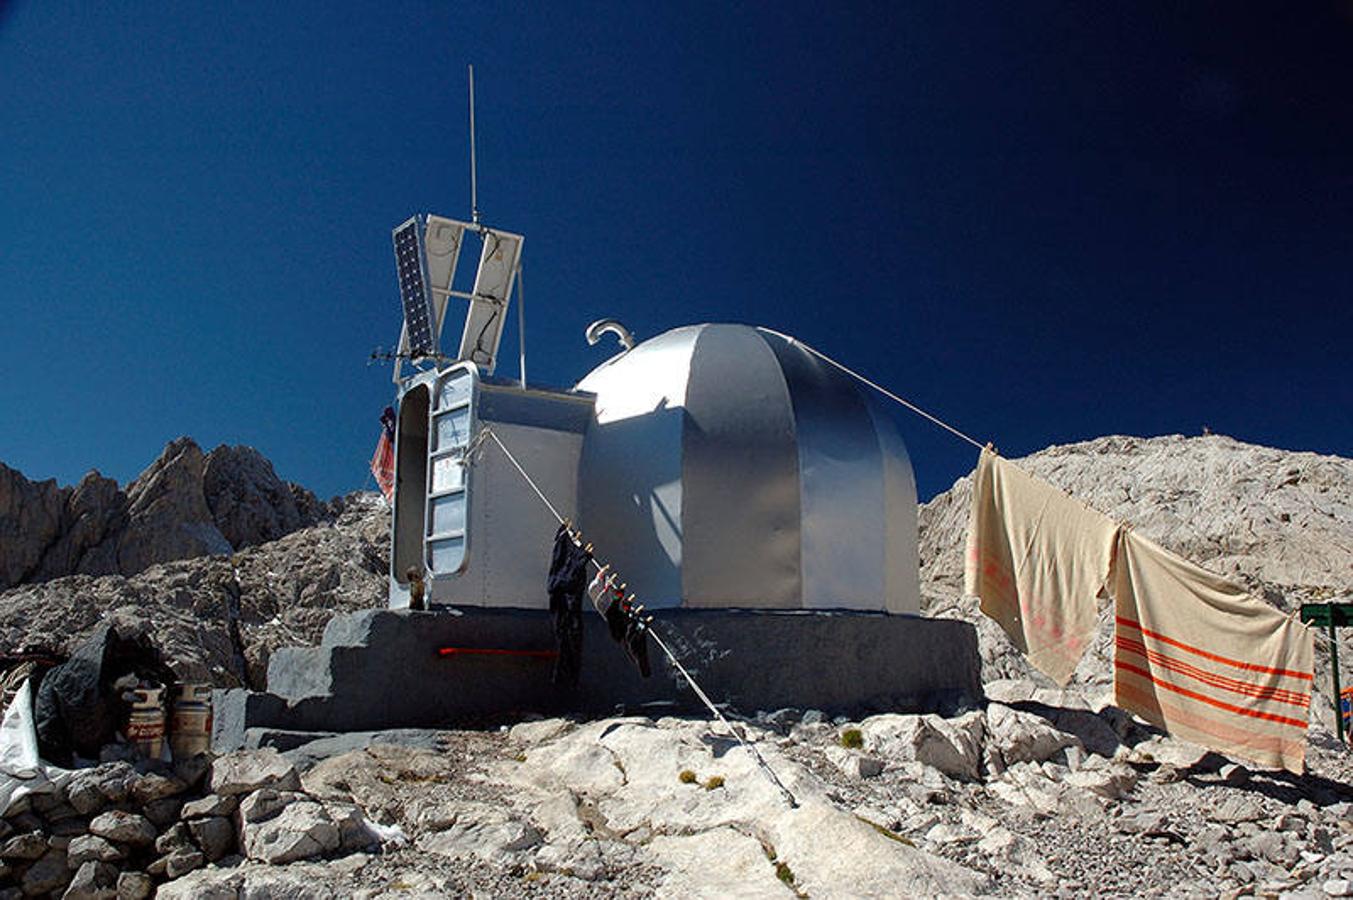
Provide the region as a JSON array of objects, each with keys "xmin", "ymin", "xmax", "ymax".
[
  {"xmin": 763, "ymin": 332, "xmax": 886, "ymax": 610},
  {"xmin": 680, "ymin": 326, "xmax": 802, "ymax": 608}
]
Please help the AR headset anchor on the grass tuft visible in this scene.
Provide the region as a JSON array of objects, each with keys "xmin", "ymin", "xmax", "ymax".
[
  {"xmin": 703, "ymin": 775, "xmax": 725, "ymax": 790},
  {"xmin": 839, "ymin": 728, "xmax": 864, "ymax": 749},
  {"xmin": 775, "ymin": 861, "xmax": 794, "ymax": 885},
  {"xmin": 678, "ymin": 769, "xmax": 698, "ymax": 784}
]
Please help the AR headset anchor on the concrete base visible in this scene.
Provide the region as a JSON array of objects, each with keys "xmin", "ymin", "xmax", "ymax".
[{"xmin": 214, "ymin": 607, "xmax": 981, "ymax": 751}]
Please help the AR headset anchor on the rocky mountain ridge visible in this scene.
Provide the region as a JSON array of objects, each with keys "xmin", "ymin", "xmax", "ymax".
[{"xmin": 0, "ymin": 439, "xmax": 333, "ymax": 592}]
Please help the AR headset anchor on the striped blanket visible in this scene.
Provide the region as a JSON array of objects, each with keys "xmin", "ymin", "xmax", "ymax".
[
  {"xmin": 964, "ymin": 449, "xmax": 1314, "ymax": 773},
  {"xmin": 1112, "ymin": 529, "xmax": 1313, "ymax": 774}
]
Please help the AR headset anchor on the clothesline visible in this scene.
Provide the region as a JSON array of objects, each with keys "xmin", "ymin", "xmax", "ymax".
[
  {"xmin": 761, "ymin": 328, "xmax": 989, "ymax": 453},
  {"xmin": 480, "ymin": 428, "xmax": 799, "ymax": 808}
]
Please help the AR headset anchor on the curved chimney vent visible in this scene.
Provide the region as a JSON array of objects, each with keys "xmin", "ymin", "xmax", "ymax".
[{"xmin": 585, "ymin": 318, "xmax": 636, "ymax": 352}]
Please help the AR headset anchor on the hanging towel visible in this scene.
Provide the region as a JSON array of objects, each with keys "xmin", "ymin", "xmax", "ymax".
[
  {"xmin": 370, "ymin": 407, "xmax": 397, "ymax": 502},
  {"xmin": 546, "ymin": 525, "xmax": 592, "ymax": 687},
  {"xmin": 964, "ymin": 447, "xmax": 1119, "ymax": 685},
  {"xmin": 1111, "ymin": 529, "xmax": 1313, "ymax": 774}
]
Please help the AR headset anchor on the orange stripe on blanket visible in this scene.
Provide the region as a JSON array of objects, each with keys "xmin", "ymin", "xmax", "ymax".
[
  {"xmin": 1115, "ymin": 638, "xmax": 1311, "ymax": 708},
  {"xmin": 1115, "ymin": 680, "xmax": 1306, "ymax": 772},
  {"xmin": 1115, "ymin": 617, "xmax": 1313, "ymax": 682},
  {"xmin": 1113, "ymin": 660, "xmax": 1309, "ymax": 729}
]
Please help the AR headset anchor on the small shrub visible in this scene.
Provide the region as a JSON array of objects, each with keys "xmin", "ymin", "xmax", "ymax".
[
  {"xmin": 678, "ymin": 769, "xmax": 698, "ymax": 784},
  {"xmin": 775, "ymin": 861, "xmax": 794, "ymax": 885},
  {"xmin": 839, "ymin": 728, "xmax": 864, "ymax": 749},
  {"xmin": 703, "ymin": 775, "xmax": 725, "ymax": 790}
]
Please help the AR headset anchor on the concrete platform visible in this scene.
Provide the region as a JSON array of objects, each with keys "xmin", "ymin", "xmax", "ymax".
[{"xmin": 213, "ymin": 607, "xmax": 981, "ymax": 751}]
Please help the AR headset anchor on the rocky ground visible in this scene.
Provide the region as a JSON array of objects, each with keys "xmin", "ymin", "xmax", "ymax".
[{"xmin": 0, "ymin": 432, "xmax": 1350, "ymax": 897}]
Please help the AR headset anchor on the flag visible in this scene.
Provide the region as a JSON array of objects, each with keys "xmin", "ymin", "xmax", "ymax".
[{"xmin": 371, "ymin": 406, "xmax": 396, "ymax": 501}]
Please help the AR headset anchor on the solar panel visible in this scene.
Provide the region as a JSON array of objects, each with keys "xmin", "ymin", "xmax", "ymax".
[
  {"xmin": 423, "ymin": 215, "xmax": 469, "ymax": 343},
  {"xmin": 392, "ymin": 216, "xmax": 436, "ymax": 358},
  {"xmin": 457, "ymin": 228, "xmax": 523, "ymax": 374}
]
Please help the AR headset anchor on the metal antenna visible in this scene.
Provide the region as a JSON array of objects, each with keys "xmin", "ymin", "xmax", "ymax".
[
  {"xmin": 516, "ymin": 263, "xmax": 527, "ymax": 389},
  {"xmin": 468, "ymin": 64, "xmax": 481, "ymax": 226}
]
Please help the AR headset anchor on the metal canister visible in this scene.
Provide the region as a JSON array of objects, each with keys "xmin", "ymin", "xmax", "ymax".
[
  {"xmin": 169, "ymin": 683, "xmax": 213, "ymax": 759},
  {"xmin": 126, "ymin": 687, "xmax": 166, "ymax": 759}
]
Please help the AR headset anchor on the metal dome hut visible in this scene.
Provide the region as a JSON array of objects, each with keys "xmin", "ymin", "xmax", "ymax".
[{"xmin": 212, "ymin": 214, "xmax": 980, "ymax": 749}]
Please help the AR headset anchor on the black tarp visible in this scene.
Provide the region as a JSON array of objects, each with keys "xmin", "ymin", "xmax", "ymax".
[{"xmin": 33, "ymin": 623, "xmax": 176, "ymax": 767}]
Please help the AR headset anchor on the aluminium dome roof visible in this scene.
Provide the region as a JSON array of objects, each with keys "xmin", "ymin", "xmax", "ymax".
[{"xmin": 575, "ymin": 323, "xmax": 919, "ymax": 613}]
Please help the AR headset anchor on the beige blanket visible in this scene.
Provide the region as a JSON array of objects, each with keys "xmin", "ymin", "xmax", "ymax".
[
  {"xmin": 963, "ymin": 448, "xmax": 1118, "ymax": 685},
  {"xmin": 1112, "ymin": 529, "xmax": 1313, "ymax": 773}
]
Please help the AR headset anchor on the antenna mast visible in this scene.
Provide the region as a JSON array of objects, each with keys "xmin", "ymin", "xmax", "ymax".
[{"xmin": 468, "ymin": 64, "xmax": 481, "ymax": 226}]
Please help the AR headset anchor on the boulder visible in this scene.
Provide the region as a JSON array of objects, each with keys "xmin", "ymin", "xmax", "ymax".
[
  {"xmin": 238, "ymin": 788, "xmax": 305, "ymax": 825},
  {"xmin": 414, "ymin": 803, "xmax": 542, "ymax": 863},
  {"xmin": 114, "ymin": 871, "xmax": 153, "ymax": 900},
  {"xmin": 187, "ymin": 816, "xmax": 235, "ymax": 862},
  {"xmin": 154, "ymin": 823, "xmax": 193, "ymax": 855},
  {"xmin": 65, "ymin": 835, "xmax": 123, "ymax": 868},
  {"xmin": 241, "ymin": 800, "xmax": 340, "ymax": 864},
  {"xmin": 129, "ymin": 773, "xmax": 185, "ymax": 805},
  {"xmin": 985, "ymin": 703, "xmax": 1081, "ymax": 767},
  {"xmin": 142, "ymin": 797, "xmax": 183, "ymax": 829},
  {"xmin": 180, "ymin": 794, "xmax": 237, "ymax": 819},
  {"xmin": 88, "ymin": 811, "xmax": 156, "ymax": 847},
  {"xmin": 210, "ymin": 748, "xmax": 301, "ymax": 796},
  {"xmin": 21, "ymin": 848, "xmax": 71, "ymax": 896},
  {"xmin": 1063, "ymin": 762, "xmax": 1138, "ymax": 799},
  {"xmin": 0, "ymin": 831, "xmax": 47, "ymax": 860},
  {"xmin": 163, "ymin": 848, "xmax": 204, "ymax": 879},
  {"xmin": 859, "ymin": 711, "xmax": 985, "ymax": 781},
  {"xmin": 62, "ymin": 860, "xmax": 118, "ymax": 900}
]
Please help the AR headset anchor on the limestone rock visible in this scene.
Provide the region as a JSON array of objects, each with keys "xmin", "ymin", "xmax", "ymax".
[
  {"xmin": 1211, "ymin": 795, "xmax": 1266, "ymax": 824},
  {"xmin": 114, "ymin": 871, "xmax": 152, "ymax": 900},
  {"xmin": 154, "ymin": 823, "xmax": 193, "ymax": 855},
  {"xmin": 142, "ymin": 797, "xmax": 182, "ymax": 829},
  {"xmin": 824, "ymin": 746, "xmax": 884, "ymax": 779},
  {"xmin": 88, "ymin": 811, "xmax": 156, "ymax": 847},
  {"xmin": 0, "ymin": 462, "xmax": 66, "ymax": 589},
  {"xmin": 63, "ymin": 859, "xmax": 118, "ymax": 900},
  {"xmin": 1063, "ymin": 762, "xmax": 1138, "ymax": 799},
  {"xmin": 129, "ymin": 772, "xmax": 185, "ymax": 805},
  {"xmin": 986, "ymin": 703, "xmax": 1081, "ymax": 767},
  {"xmin": 187, "ymin": 816, "xmax": 235, "ymax": 862},
  {"xmin": 202, "ymin": 445, "xmax": 322, "ymax": 550},
  {"xmin": 238, "ymin": 788, "xmax": 305, "ymax": 825},
  {"xmin": 163, "ymin": 848, "xmax": 204, "ymax": 878},
  {"xmin": 211, "ymin": 748, "xmax": 301, "ymax": 796},
  {"xmin": 65, "ymin": 835, "xmax": 123, "ymax": 868},
  {"xmin": 413, "ymin": 803, "xmax": 542, "ymax": 862},
  {"xmin": 22, "ymin": 848, "xmax": 70, "ymax": 896},
  {"xmin": 0, "ymin": 831, "xmax": 47, "ymax": 860},
  {"xmin": 180, "ymin": 794, "xmax": 237, "ymax": 819},
  {"xmin": 859, "ymin": 711, "xmax": 985, "ymax": 780},
  {"xmin": 116, "ymin": 438, "xmax": 232, "ymax": 576},
  {"xmin": 241, "ymin": 800, "xmax": 339, "ymax": 864}
]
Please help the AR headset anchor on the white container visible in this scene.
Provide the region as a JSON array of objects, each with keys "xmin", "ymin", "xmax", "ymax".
[{"xmin": 170, "ymin": 683, "xmax": 213, "ymax": 759}]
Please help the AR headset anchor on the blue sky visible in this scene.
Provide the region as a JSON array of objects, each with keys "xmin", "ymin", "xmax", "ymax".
[{"xmin": 1, "ymin": 2, "xmax": 1349, "ymax": 501}]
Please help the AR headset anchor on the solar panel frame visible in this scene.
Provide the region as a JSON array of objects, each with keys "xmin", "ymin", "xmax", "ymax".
[
  {"xmin": 457, "ymin": 228, "xmax": 523, "ymax": 375},
  {"xmin": 392, "ymin": 215, "xmax": 437, "ymax": 359}
]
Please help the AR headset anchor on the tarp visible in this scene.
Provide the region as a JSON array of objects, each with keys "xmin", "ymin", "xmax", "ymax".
[
  {"xmin": 964, "ymin": 447, "xmax": 1117, "ymax": 685},
  {"xmin": 1112, "ymin": 529, "xmax": 1313, "ymax": 773},
  {"xmin": 0, "ymin": 680, "xmax": 72, "ymax": 815},
  {"xmin": 34, "ymin": 623, "xmax": 176, "ymax": 767}
]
